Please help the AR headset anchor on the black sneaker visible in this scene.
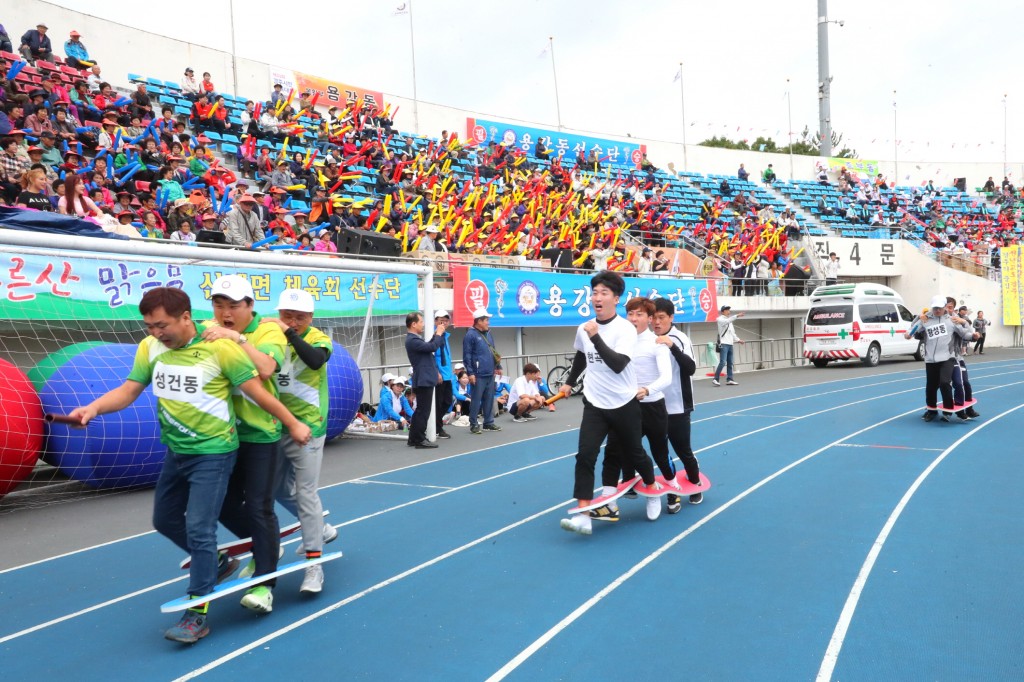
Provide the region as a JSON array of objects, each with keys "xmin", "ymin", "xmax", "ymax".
[
  {"xmin": 470, "ymin": 426, "xmax": 482, "ymax": 435},
  {"xmin": 622, "ymin": 489, "xmax": 638, "ymax": 499},
  {"xmin": 689, "ymin": 492, "xmax": 704, "ymax": 505},
  {"xmin": 482, "ymin": 424, "xmax": 502, "ymax": 432},
  {"xmin": 922, "ymin": 411, "xmax": 936, "ymax": 422},
  {"xmin": 523, "ymin": 413, "xmax": 538, "ymax": 421},
  {"xmin": 965, "ymin": 407, "xmax": 980, "ymax": 419},
  {"xmin": 955, "ymin": 410, "xmax": 969, "ymax": 422},
  {"xmin": 216, "ymin": 554, "xmax": 239, "ymax": 583},
  {"xmin": 666, "ymin": 494, "xmax": 682, "ymax": 514},
  {"xmin": 588, "ymin": 505, "xmax": 619, "ymax": 522},
  {"xmin": 436, "ymin": 430, "xmax": 451, "ymax": 439},
  {"xmin": 939, "ymin": 413, "xmax": 951, "ymax": 423}
]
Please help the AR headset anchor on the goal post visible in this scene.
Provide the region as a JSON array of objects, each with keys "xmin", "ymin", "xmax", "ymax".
[{"xmin": 0, "ymin": 230, "xmax": 432, "ymax": 507}]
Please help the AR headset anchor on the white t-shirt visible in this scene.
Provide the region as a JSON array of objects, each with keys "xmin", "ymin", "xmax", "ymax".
[
  {"xmin": 508, "ymin": 376, "xmax": 539, "ymax": 406},
  {"xmin": 632, "ymin": 329, "xmax": 672, "ymax": 403},
  {"xmin": 574, "ymin": 315, "xmax": 637, "ymax": 410},
  {"xmin": 663, "ymin": 328, "xmax": 695, "ymax": 415}
]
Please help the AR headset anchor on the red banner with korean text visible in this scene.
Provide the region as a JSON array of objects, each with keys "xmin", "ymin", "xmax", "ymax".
[{"xmin": 269, "ymin": 66, "xmax": 384, "ymax": 111}]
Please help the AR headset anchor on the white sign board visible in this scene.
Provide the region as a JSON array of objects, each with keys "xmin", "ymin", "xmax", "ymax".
[{"xmin": 809, "ymin": 237, "xmax": 901, "ymax": 277}]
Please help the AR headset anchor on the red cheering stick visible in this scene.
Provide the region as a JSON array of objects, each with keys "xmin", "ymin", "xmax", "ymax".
[
  {"xmin": 45, "ymin": 413, "xmax": 85, "ymax": 426},
  {"xmin": 545, "ymin": 392, "xmax": 567, "ymax": 406}
]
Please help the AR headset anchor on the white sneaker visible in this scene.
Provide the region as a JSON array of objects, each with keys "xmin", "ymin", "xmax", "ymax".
[
  {"xmin": 727, "ymin": 380, "xmax": 739, "ymax": 386},
  {"xmin": 646, "ymin": 496, "xmax": 662, "ymax": 521},
  {"xmin": 712, "ymin": 379, "xmax": 720, "ymax": 386},
  {"xmin": 295, "ymin": 522, "xmax": 339, "ymax": 555},
  {"xmin": 299, "ymin": 564, "xmax": 324, "ymax": 594},
  {"xmin": 559, "ymin": 515, "xmax": 593, "ymax": 535}
]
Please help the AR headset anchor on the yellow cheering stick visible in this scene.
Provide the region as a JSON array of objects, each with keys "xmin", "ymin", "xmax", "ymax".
[
  {"xmin": 457, "ymin": 222, "xmax": 473, "ymax": 247},
  {"xmin": 376, "ymin": 216, "xmax": 389, "ymax": 232},
  {"xmin": 573, "ymin": 250, "xmax": 591, "ymax": 267},
  {"xmin": 383, "ymin": 194, "xmax": 392, "ymax": 217}
]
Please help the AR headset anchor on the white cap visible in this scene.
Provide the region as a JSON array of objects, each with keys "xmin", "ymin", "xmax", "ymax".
[
  {"xmin": 453, "ymin": 362, "xmax": 464, "ymax": 370},
  {"xmin": 929, "ymin": 295, "xmax": 947, "ymax": 309},
  {"xmin": 434, "ymin": 309, "xmax": 450, "ymax": 319},
  {"xmin": 380, "ymin": 373, "xmax": 394, "ymax": 384},
  {"xmin": 393, "ymin": 375, "xmax": 408, "ymax": 385},
  {"xmin": 471, "ymin": 307, "xmax": 490, "ymax": 320},
  {"xmin": 276, "ymin": 288, "xmax": 315, "ymax": 313},
  {"xmin": 424, "ymin": 224, "xmax": 440, "ymax": 233},
  {"xmin": 210, "ymin": 275, "xmax": 254, "ymax": 302}
]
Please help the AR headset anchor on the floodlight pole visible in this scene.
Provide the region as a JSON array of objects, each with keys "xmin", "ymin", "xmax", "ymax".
[
  {"xmin": 817, "ymin": 0, "xmax": 834, "ymax": 157},
  {"xmin": 229, "ymin": 0, "xmax": 239, "ymax": 96}
]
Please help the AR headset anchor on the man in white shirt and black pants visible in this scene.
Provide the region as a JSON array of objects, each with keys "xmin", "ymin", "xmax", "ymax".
[
  {"xmin": 652, "ymin": 297, "xmax": 704, "ymax": 510},
  {"xmin": 599, "ymin": 297, "xmax": 674, "ymax": 521},
  {"xmin": 558, "ymin": 272, "xmax": 659, "ymax": 536}
]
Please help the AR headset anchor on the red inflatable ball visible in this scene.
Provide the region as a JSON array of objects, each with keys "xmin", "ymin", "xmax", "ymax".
[{"xmin": 0, "ymin": 358, "xmax": 45, "ymax": 497}]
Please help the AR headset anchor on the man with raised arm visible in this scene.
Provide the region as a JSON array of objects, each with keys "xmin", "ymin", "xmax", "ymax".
[
  {"xmin": 596, "ymin": 296, "xmax": 673, "ymax": 522},
  {"xmin": 558, "ymin": 271, "xmax": 660, "ymax": 536},
  {"xmin": 70, "ymin": 287, "xmax": 310, "ymax": 644}
]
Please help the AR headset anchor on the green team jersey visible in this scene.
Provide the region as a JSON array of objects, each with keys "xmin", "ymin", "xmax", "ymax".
[
  {"xmin": 277, "ymin": 326, "xmax": 332, "ymax": 438},
  {"xmin": 201, "ymin": 313, "xmax": 287, "ymax": 443},
  {"xmin": 126, "ymin": 333, "xmax": 258, "ymax": 455}
]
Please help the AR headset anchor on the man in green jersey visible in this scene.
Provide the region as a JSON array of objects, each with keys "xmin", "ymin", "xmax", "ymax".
[
  {"xmin": 266, "ymin": 288, "xmax": 337, "ymax": 594},
  {"xmin": 200, "ymin": 274, "xmax": 288, "ymax": 615},
  {"xmin": 69, "ymin": 287, "xmax": 311, "ymax": 644}
]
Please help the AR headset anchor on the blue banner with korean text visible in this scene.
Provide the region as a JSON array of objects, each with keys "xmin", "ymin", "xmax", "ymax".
[
  {"xmin": 466, "ymin": 117, "xmax": 647, "ymax": 168},
  {"xmin": 0, "ymin": 249, "xmax": 418, "ymax": 321},
  {"xmin": 452, "ymin": 266, "xmax": 717, "ymax": 328}
]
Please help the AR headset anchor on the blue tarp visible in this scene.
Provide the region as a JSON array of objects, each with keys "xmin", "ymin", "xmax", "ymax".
[{"xmin": 0, "ymin": 206, "xmax": 128, "ymax": 240}]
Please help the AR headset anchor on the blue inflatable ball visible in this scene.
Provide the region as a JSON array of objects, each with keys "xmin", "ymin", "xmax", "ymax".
[
  {"xmin": 38, "ymin": 343, "xmax": 164, "ymax": 489},
  {"xmin": 325, "ymin": 342, "xmax": 362, "ymax": 441}
]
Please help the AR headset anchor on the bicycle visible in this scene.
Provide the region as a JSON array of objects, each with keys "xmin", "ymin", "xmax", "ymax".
[{"xmin": 546, "ymin": 354, "xmax": 585, "ymax": 396}]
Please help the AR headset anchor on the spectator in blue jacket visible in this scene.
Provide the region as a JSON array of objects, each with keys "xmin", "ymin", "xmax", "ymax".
[
  {"xmin": 462, "ymin": 308, "xmax": 502, "ymax": 434},
  {"xmin": 432, "ymin": 310, "xmax": 455, "ymax": 439},
  {"xmin": 63, "ymin": 30, "xmax": 94, "ymax": 68},
  {"xmin": 371, "ymin": 374, "xmax": 407, "ymax": 427},
  {"xmin": 20, "ymin": 23, "xmax": 53, "ymax": 64}
]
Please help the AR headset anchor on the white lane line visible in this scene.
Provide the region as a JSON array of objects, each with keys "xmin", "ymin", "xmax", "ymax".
[
  {"xmin": 833, "ymin": 444, "xmax": 944, "ymax": 452},
  {"xmin": 0, "ymin": 430, "xmax": 576, "ymax": 574},
  {"xmin": 0, "ymin": 576, "xmax": 186, "ymax": 645},
  {"xmin": 485, "ymin": 379, "xmax": 1024, "ymax": 682},
  {"xmin": 170, "ymin": 499, "xmax": 574, "ymax": 682},
  {"xmin": 348, "ymin": 480, "xmax": 454, "ymax": 491},
  {"xmin": 173, "ymin": 378, "xmax": 1006, "ymax": 679},
  {"xmin": 8, "ymin": 360, "xmax": 1021, "ymax": 572},
  {"xmin": 724, "ymin": 413, "xmax": 802, "ymax": 419},
  {"xmin": 815, "ymin": 401, "xmax": 1024, "ymax": 682},
  {"xmin": 5, "ymin": 371, "xmax": 1021, "ymax": 645},
  {"xmin": 694, "ymin": 359, "xmax": 1024, "ymax": 424},
  {"xmin": 483, "ymin": 407, "xmax": 922, "ymax": 682},
  {"xmin": 0, "ymin": 530, "xmax": 157, "ymax": 575}
]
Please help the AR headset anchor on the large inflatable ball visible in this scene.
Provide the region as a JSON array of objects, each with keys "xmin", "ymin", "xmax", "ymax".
[
  {"xmin": 325, "ymin": 342, "xmax": 362, "ymax": 441},
  {"xmin": 37, "ymin": 343, "xmax": 164, "ymax": 489},
  {"xmin": 0, "ymin": 358, "xmax": 45, "ymax": 498}
]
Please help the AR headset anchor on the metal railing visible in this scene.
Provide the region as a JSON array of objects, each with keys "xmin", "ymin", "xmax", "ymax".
[{"xmin": 355, "ymin": 340, "xmax": 809, "ymax": 406}]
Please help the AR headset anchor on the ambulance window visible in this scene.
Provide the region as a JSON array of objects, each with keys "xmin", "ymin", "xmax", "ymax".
[
  {"xmin": 897, "ymin": 304, "xmax": 914, "ymax": 322},
  {"xmin": 807, "ymin": 305, "xmax": 853, "ymax": 325},
  {"xmin": 875, "ymin": 304, "xmax": 899, "ymax": 323},
  {"xmin": 859, "ymin": 304, "xmax": 883, "ymax": 323}
]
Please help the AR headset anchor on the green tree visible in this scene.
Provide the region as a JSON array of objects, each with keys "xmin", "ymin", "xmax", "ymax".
[{"xmin": 700, "ymin": 127, "xmax": 858, "ymax": 158}]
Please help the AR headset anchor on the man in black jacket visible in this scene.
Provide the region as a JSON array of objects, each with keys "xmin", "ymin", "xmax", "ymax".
[
  {"xmin": 19, "ymin": 23, "xmax": 53, "ymax": 63},
  {"xmin": 405, "ymin": 312, "xmax": 448, "ymax": 448}
]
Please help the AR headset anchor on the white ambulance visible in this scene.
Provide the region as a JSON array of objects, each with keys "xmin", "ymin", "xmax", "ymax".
[{"xmin": 803, "ymin": 283, "xmax": 924, "ymax": 368}]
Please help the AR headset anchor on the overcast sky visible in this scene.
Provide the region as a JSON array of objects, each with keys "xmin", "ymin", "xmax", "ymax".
[{"xmin": 50, "ymin": 0, "xmax": 1023, "ymax": 165}]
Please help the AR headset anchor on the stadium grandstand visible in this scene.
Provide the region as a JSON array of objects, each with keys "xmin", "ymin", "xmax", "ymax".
[{"xmin": 1, "ymin": 11, "xmax": 1018, "ymax": 285}]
